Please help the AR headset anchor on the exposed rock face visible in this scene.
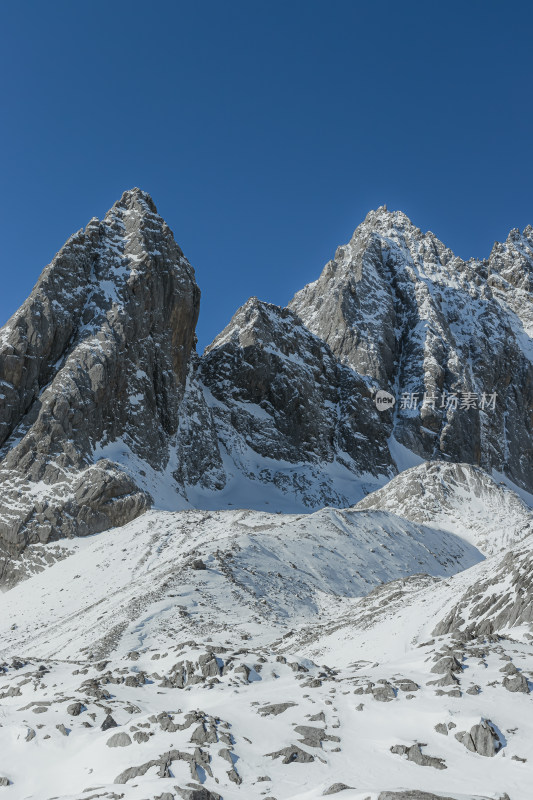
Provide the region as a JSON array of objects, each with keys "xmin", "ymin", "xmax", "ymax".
[
  {"xmin": 290, "ymin": 208, "xmax": 533, "ymax": 491},
  {"xmin": 433, "ymin": 531, "xmax": 533, "ymax": 637},
  {"xmin": 356, "ymin": 461, "xmax": 533, "ymax": 555},
  {"xmin": 0, "ymin": 188, "xmax": 199, "ymax": 574},
  {"xmin": 454, "ymin": 720, "xmax": 502, "ymax": 757},
  {"xmin": 197, "ymin": 297, "xmax": 393, "ymax": 507}
]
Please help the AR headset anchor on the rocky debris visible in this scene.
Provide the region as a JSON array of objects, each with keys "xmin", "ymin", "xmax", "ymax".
[
  {"xmin": 258, "ymin": 702, "xmax": 297, "ymax": 716},
  {"xmin": 433, "ymin": 533, "xmax": 533, "ymax": 637},
  {"xmin": 106, "ymin": 732, "xmax": 132, "ymax": 747},
  {"xmin": 503, "ymin": 672, "xmax": 530, "ymax": 693},
  {"xmin": 266, "ymin": 744, "xmax": 315, "ymax": 764},
  {"xmin": 160, "ymin": 653, "xmax": 225, "ymax": 689},
  {"xmin": 174, "ymin": 787, "xmax": 221, "ymax": 800},
  {"xmin": 293, "ymin": 725, "xmax": 340, "ymax": 748},
  {"xmin": 323, "ymin": 784, "xmax": 355, "ymax": 795},
  {"xmin": 377, "ymin": 793, "xmax": 462, "ymax": 800},
  {"xmin": 0, "ymin": 778, "xmax": 11, "ymax": 787},
  {"xmin": 191, "ymin": 559, "xmax": 207, "ymax": 571},
  {"xmin": 454, "ymin": 720, "xmax": 502, "ymax": 756},
  {"xmin": 101, "ymin": 714, "xmax": 118, "ymax": 731},
  {"xmin": 115, "ymin": 747, "xmax": 212, "ymax": 784},
  {"xmin": 390, "ymin": 743, "xmax": 446, "ymax": 770},
  {"xmin": 67, "ymin": 701, "xmax": 84, "ymax": 716}
]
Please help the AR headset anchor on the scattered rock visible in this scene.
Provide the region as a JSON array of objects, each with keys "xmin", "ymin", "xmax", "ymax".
[
  {"xmin": 266, "ymin": 744, "xmax": 315, "ymax": 764},
  {"xmin": 323, "ymin": 784, "xmax": 355, "ymax": 795},
  {"xmin": 101, "ymin": 714, "xmax": 118, "ymax": 731},
  {"xmin": 454, "ymin": 720, "xmax": 502, "ymax": 757},
  {"xmin": 106, "ymin": 732, "xmax": 132, "ymax": 748},
  {"xmin": 390, "ymin": 743, "xmax": 446, "ymax": 770}
]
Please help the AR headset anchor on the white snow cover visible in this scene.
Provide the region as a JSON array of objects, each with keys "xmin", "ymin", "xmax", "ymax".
[{"xmin": 1, "ymin": 488, "xmax": 531, "ymax": 800}]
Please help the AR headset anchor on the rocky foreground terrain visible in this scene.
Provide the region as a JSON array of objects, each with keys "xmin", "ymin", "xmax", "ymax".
[{"xmin": 0, "ymin": 190, "xmax": 531, "ymax": 799}]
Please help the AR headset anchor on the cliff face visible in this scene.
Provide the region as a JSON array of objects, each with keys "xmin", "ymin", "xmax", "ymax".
[
  {"xmin": 0, "ymin": 189, "xmax": 200, "ymax": 569},
  {"xmin": 290, "ymin": 208, "xmax": 533, "ymax": 490}
]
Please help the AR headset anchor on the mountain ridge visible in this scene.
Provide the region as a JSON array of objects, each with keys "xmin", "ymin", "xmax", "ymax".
[{"xmin": 0, "ymin": 190, "xmax": 532, "ymax": 582}]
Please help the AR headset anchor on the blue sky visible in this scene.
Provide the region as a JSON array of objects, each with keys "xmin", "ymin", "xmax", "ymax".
[{"xmin": 1, "ymin": 0, "xmax": 532, "ymax": 350}]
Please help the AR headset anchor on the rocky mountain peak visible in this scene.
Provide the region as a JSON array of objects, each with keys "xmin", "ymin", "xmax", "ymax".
[
  {"xmin": 290, "ymin": 207, "xmax": 533, "ymax": 491},
  {"xmin": 0, "ymin": 190, "xmax": 200, "ymax": 571}
]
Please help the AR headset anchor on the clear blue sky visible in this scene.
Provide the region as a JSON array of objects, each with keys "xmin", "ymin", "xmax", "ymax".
[{"xmin": 1, "ymin": 1, "xmax": 532, "ymax": 350}]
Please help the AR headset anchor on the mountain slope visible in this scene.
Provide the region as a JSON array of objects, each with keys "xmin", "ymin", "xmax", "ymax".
[
  {"xmin": 355, "ymin": 461, "xmax": 533, "ymax": 555},
  {"xmin": 0, "ymin": 507, "xmax": 530, "ymax": 800},
  {"xmin": 0, "ymin": 506, "xmax": 483, "ymax": 660},
  {"xmin": 289, "ymin": 208, "xmax": 533, "ymax": 492}
]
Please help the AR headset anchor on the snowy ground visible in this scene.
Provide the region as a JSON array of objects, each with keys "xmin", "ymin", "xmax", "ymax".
[{"xmin": 0, "ymin": 472, "xmax": 530, "ymax": 800}]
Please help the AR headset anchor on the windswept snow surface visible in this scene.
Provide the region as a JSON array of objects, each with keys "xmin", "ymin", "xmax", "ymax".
[
  {"xmin": 356, "ymin": 461, "xmax": 533, "ymax": 555},
  {"xmin": 0, "ymin": 507, "xmax": 482, "ymax": 659},
  {"xmin": 0, "ymin": 508, "xmax": 531, "ymax": 800}
]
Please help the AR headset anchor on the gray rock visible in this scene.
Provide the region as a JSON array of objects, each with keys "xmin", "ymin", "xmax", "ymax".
[
  {"xmin": 174, "ymin": 788, "xmax": 221, "ymax": 800},
  {"xmin": 258, "ymin": 702, "xmax": 297, "ymax": 716},
  {"xmin": 133, "ymin": 731, "xmax": 150, "ymax": 743},
  {"xmin": 372, "ymin": 683, "xmax": 396, "ymax": 702},
  {"xmin": 106, "ymin": 732, "xmax": 132, "ymax": 747},
  {"xmin": 101, "ymin": 714, "xmax": 118, "ymax": 731},
  {"xmin": 323, "ymin": 784, "xmax": 355, "ymax": 795},
  {"xmin": 266, "ymin": 744, "xmax": 315, "ymax": 764},
  {"xmin": 454, "ymin": 720, "xmax": 502, "ymax": 756},
  {"xmin": 294, "ymin": 725, "xmax": 339, "ymax": 749},
  {"xmin": 503, "ymin": 672, "xmax": 530, "ymax": 693},
  {"xmin": 390, "ymin": 744, "xmax": 446, "ymax": 770}
]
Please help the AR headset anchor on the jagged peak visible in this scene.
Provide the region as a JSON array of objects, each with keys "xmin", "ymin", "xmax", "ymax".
[
  {"xmin": 113, "ymin": 187, "xmax": 158, "ymax": 215},
  {"xmin": 205, "ymin": 296, "xmax": 301, "ymax": 353},
  {"xmin": 356, "ymin": 205, "xmax": 421, "ymax": 238}
]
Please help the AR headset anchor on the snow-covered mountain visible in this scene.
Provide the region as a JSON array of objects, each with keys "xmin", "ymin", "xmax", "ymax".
[
  {"xmin": 1, "ymin": 191, "xmax": 532, "ymax": 579},
  {"xmin": 355, "ymin": 461, "xmax": 533, "ymax": 555},
  {"xmin": 290, "ymin": 209, "xmax": 533, "ymax": 491},
  {"xmin": 0, "ymin": 190, "xmax": 532, "ymax": 800}
]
